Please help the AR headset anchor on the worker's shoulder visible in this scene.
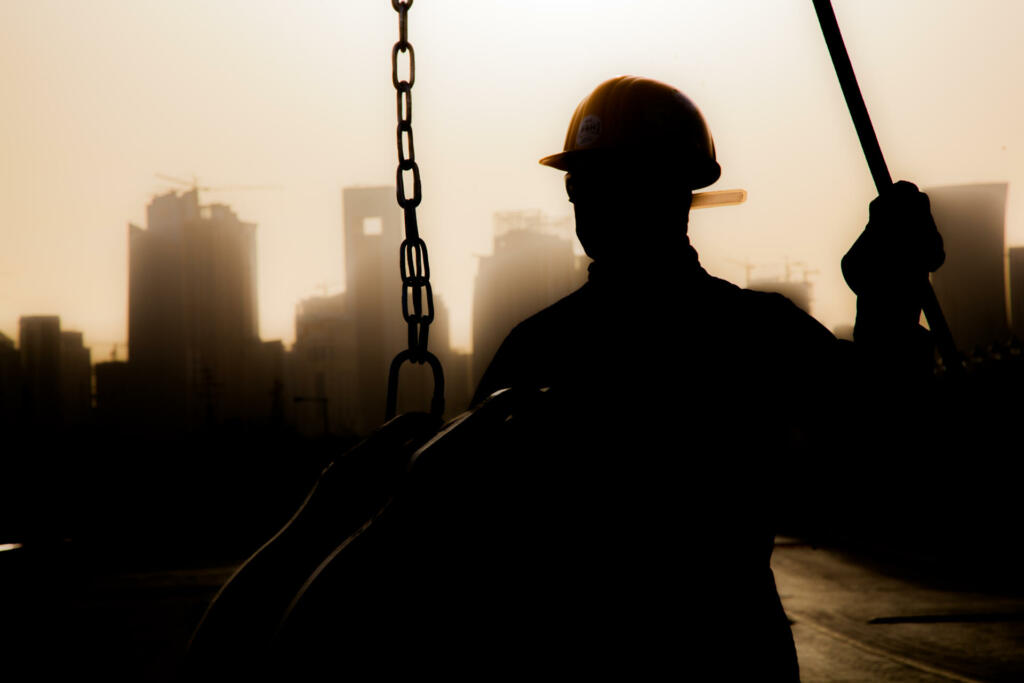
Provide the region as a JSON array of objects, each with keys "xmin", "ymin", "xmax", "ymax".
[
  {"xmin": 701, "ymin": 273, "xmax": 786, "ymax": 309},
  {"xmin": 506, "ymin": 285, "xmax": 591, "ymax": 338},
  {"xmin": 739, "ymin": 285, "xmax": 838, "ymax": 349},
  {"xmin": 702, "ymin": 273, "xmax": 833, "ymax": 336}
]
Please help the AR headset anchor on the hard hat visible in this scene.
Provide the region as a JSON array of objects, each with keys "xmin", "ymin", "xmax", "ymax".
[{"xmin": 539, "ymin": 76, "xmax": 722, "ymax": 190}]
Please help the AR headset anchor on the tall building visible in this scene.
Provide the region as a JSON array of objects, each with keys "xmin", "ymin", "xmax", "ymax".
[
  {"xmin": 0, "ymin": 331, "xmax": 24, "ymax": 429},
  {"xmin": 94, "ymin": 360, "xmax": 131, "ymax": 427},
  {"xmin": 442, "ymin": 349, "xmax": 474, "ymax": 416},
  {"xmin": 472, "ymin": 210, "xmax": 587, "ymax": 389},
  {"xmin": 128, "ymin": 189, "xmax": 263, "ymax": 429},
  {"xmin": 1009, "ymin": 246, "xmax": 1024, "ymax": 340},
  {"xmin": 14, "ymin": 317, "xmax": 94, "ymax": 429},
  {"xmin": 342, "ymin": 187, "xmax": 406, "ymax": 432},
  {"xmin": 288, "ymin": 292, "xmax": 359, "ymax": 436},
  {"xmin": 19, "ymin": 316, "xmax": 62, "ymax": 427},
  {"xmin": 59, "ymin": 331, "xmax": 91, "ymax": 425},
  {"xmin": 286, "ymin": 187, "xmax": 462, "ymax": 435},
  {"xmin": 927, "ymin": 183, "xmax": 1009, "ymax": 351},
  {"xmin": 245, "ymin": 340, "xmax": 286, "ymax": 428},
  {"xmin": 341, "ymin": 187, "xmax": 462, "ymax": 426}
]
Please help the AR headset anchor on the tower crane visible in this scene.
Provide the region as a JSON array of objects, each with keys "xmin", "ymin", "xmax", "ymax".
[{"xmin": 154, "ymin": 173, "xmax": 283, "ymax": 202}]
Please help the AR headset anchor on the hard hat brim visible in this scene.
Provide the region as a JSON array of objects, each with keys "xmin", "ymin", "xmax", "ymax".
[
  {"xmin": 539, "ymin": 148, "xmax": 722, "ymax": 190},
  {"xmin": 538, "ymin": 150, "xmax": 580, "ymax": 171},
  {"xmin": 539, "ymin": 148, "xmax": 650, "ymax": 172}
]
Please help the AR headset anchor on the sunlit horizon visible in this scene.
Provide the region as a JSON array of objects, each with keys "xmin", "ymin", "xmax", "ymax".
[{"xmin": 2, "ymin": 0, "xmax": 1021, "ymax": 359}]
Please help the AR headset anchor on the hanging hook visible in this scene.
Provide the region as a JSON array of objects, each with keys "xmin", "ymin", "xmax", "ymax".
[{"xmin": 386, "ymin": 350, "xmax": 445, "ymax": 420}]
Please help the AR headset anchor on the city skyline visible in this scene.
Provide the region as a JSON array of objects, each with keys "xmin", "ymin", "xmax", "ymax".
[
  {"xmin": 4, "ymin": 187, "xmax": 599, "ymax": 435},
  {"xmin": 4, "ymin": 6, "xmax": 1024, "ymax": 679},
  {"xmin": 7, "ymin": 179, "xmax": 1024, "ymax": 369},
  {"xmin": 3, "ymin": 1, "xmax": 1023, "ymax": 355}
]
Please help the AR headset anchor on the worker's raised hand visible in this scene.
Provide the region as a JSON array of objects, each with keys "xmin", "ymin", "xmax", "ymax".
[
  {"xmin": 841, "ymin": 181, "xmax": 945, "ymax": 351},
  {"xmin": 842, "ymin": 181, "xmax": 944, "ymax": 299}
]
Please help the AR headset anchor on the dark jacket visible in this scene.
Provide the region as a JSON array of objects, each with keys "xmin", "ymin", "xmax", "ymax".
[{"xmin": 469, "ymin": 250, "xmax": 850, "ymax": 679}]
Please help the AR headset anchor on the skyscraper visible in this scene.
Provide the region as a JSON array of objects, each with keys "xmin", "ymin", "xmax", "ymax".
[
  {"xmin": 19, "ymin": 316, "xmax": 61, "ymax": 427},
  {"xmin": 128, "ymin": 189, "xmax": 261, "ymax": 429},
  {"xmin": 927, "ymin": 183, "xmax": 1009, "ymax": 352},
  {"xmin": 288, "ymin": 292, "xmax": 359, "ymax": 436},
  {"xmin": 342, "ymin": 187, "xmax": 406, "ymax": 432},
  {"xmin": 1008, "ymin": 246, "xmax": 1024, "ymax": 340},
  {"xmin": 59, "ymin": 331, "xmax": 91, "ymax": 425},
  {"xmin": 473, "ymin": 210, "xmax": 586, "ymax": 390},
  {"xmin": 0, "ymin": 332, "xmax": 22, "ymax": 429},
  {"xmin": 287, "ymin": 186, "xmax": 460, "ymax": 435}
]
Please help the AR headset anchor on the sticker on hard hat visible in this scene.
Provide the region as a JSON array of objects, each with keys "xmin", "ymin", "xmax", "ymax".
[{"xmin": 576, "ymin": 115, "xmax": 602, "ymax": 147}]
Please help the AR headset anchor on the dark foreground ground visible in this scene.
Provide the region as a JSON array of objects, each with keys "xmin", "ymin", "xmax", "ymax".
[
  {"xmin": 1, "ymin": 386, "xmax": 1021, "ymax": 681},
  {"xmin": 774, "ymin": 539, "xmax": 1024, "ymax": 682},
  {"xmin": 2, "ymin": 537, "xmax": 1022, "ymax": 682}
]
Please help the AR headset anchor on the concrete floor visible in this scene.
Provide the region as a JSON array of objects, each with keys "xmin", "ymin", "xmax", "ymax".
[
  {"xmin": 773, "ymin": 539, "xmax": 1024, "ymax": 682},
  {"xmin": 3, "ymin": 539, "xmax": 1023, "ymax": 681}
]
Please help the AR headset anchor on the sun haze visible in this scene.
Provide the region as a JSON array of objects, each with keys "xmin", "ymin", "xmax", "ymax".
[{"xmin": 1, "ymin": 0, "xmax": 1021, "ymax": 355}]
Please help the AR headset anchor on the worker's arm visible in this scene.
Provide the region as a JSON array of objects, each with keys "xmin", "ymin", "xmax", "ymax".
[{"xmin": 842, "ymin": 181, "xmax": 945, "ymax": 382}]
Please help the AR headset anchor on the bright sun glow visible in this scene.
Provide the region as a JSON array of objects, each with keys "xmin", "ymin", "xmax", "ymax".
[{"xmin": 1, "ymin": 0, "xmax": 1021, "ymax": 352}]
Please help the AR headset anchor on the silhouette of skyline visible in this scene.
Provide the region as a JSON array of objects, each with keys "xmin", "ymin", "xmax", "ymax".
[
  {"xmin": 288, "ymin": 187, "xmax": 469, "ymax": 435},
  {"xmin": 5, "ymin": 180, "xmax": 1024, "ymax": 438},
  {"xmin": 1, "ymin": 186, "xmax": 593, "ymax": 438},
  {"xmin": 8, "ymin": 3, "xmax": 1024, "ymax": 352},
  {"xmin": 13, "ymin": 315, "xmax": 90, "ymax": 429},
  {"xmin": 1009, "ymin": 246, "xmax": 1024, "ymax": 341},
  {"xmin": 3, "ymin": 7, "xmax": 1024, "ymax": 680},
  {"xmin": 126, "ymin": 189, "xmax": 270, "ymax": 430},
  {"xmin": 473, "ymin": 210, "xmax": 588, "ymax": 389},
  {"xmin": 928, "ymin": 183, "xmax": 1011, "ymax": 352}
]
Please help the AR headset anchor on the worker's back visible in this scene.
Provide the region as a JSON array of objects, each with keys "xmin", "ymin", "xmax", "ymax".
[{"xmin": 470, "ymin": 253, "xmax": 841, "ymax": 679}]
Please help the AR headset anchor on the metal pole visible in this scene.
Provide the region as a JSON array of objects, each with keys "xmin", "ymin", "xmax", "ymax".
[{"xmin": 811, "ymin": 0, "xmax": 962, "ymax": 373}]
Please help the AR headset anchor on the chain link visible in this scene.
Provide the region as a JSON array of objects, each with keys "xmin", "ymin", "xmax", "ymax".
[
  {"xmin": 387, "ymin": 0, "xmax": 443, "ymax": 419},
  {"xmin": 391, "ymin": 43, "xmax": 415, "ymax": 90}
]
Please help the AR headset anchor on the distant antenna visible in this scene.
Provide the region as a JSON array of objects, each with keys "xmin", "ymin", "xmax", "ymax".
[
  {"xmin": 727, "ymin": 259, "xmax": 757, "ymax": 287},
  {"xmin": 91, "ymin": 341, "xmax": 125, "ymax": 362},
  {"xmin": 783, "ymin": 257, "xmax": 806, "ymax": 283}
]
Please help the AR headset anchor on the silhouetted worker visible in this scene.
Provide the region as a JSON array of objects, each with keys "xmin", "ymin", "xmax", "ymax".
[{"xmin": 472, "ymin": 76, "xmax": 944, "ymax": 680}]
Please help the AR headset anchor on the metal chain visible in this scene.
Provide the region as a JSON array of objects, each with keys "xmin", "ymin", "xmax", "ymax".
[{"xmin": 387, "ymin": 0, "xmax": 444, "ymax": 419}]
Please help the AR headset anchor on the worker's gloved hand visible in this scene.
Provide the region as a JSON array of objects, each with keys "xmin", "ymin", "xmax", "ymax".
[{"xmin": 842, "ymin": 181, "xmax": 944, "ymax": 333}]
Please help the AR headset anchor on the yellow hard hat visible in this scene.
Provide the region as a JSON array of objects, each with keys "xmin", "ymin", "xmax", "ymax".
[{"xmin": 540, "ymin": 75, "xmax": 722, "ymax": 190}]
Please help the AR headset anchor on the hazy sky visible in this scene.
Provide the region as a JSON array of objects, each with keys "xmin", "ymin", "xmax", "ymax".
[{"xmin": 2, "ymin": 0, "xmax": 1021, "ymax": 359}]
